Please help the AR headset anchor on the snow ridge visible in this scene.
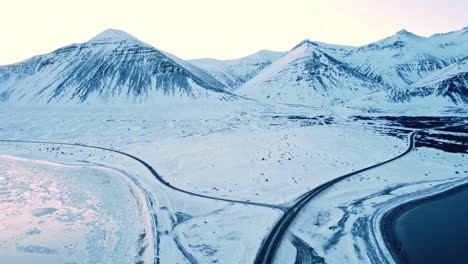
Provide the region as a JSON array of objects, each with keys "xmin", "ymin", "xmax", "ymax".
[
  {"xmin": 0, "ymin": 27, "xmax": 466, "ymax": 106},
  {"xmin": 0, "ymin": 29, "xmax": 233, "ymax": 104},
  {"xmin": 235, "ymin": 27, "xmax": 467, "ymax": 106}
]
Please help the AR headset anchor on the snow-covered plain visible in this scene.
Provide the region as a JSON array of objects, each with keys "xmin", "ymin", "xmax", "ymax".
[
  {"xmin": 0, "ymin": 101, "xmax": 466, "ymax": 263},
  {"xmin": 276, "ymin": 147, "xmax": 467, "ymax": 264},
  {"xmin": 0, "ymin": 155, "xmax": 153, "ymax": 264}
]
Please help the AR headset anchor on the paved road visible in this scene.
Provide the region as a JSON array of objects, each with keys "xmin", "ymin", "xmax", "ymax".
[
  {"xmin": 0, "ymin": 129, "xmax": 423, "ymax": 264},
  {"xmin": 289, "ymin": 233, "xmax": 325, "ymax": 264},
  {"xmin": 0, "ymin": 139, "xmax": 286, "ymax": 212},
  {"xmin": 254, "ymin": 131, "xmax": 418, "ymax": 264}
]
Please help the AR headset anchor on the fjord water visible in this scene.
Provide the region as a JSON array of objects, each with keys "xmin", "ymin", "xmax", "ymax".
[{"xmin": 394, "ymin": 186, "xmax": 468, "ymax": 264}]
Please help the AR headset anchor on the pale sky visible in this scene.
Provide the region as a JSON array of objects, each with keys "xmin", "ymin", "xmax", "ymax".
[{"xmin": 1, "ymin": 0, "xmax": 467, "ymax": 65}]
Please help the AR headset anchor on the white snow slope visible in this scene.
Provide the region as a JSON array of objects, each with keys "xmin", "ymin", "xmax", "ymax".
[
  {"xmin": 389, "ymin": 56, "xmax": 468, "ymax": 105},
  {"xmin": 236, "ymin": 41, "xmax": 383, "ymax": 106},
  {"xmin": 236, "ymin": 27, "xmax": 468, "ymax": 106},
  {"xmin": 1, "ymin": 27, "xmax": 467, "ymax": 106},
  {"xmin": 349, "ymin": 56, "xmax": 468, "ymax": 108},
  {"xmin": 342, "ymin": 28, "xmax": 468, "ymax": 88},
  {"xmin": 0, "ymin": 29, "xmax": 234, "ymax": 104},
  {"xmin": 190, "ymin": 50, "xmax": 286, "ymax": 91}
]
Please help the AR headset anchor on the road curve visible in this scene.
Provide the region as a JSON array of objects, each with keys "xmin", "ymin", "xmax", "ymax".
[
  {"xmin": 0, "ymin": 139, "xmax": 285, "ymax": 211},
  {"xmin": 254, "ymin": 131, "xmax": 418, "ymax": 264},
  {"xmin": 289, "ymin": 233, "xmax": 325, "ymax": 264}
]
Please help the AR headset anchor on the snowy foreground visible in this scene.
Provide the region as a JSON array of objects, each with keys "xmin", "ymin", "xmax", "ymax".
[{"xmin": 0, "ymin": 102, "xmax": 466, "ymax": 263}]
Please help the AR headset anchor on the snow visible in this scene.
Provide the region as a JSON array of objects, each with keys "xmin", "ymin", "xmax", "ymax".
[
  {"xmin": 275, "ymin": 146, "xmax": 467, "ymax": 264},
  {"xmin": 0, "ymin": 29, "xmax": 229, "ymax": 104},
  {"xmin": 0, "ymin": 155, "xmax": 153, "ymax": 264},
  {"xmin": 341, "ymin": 28, "xmax": 468, "ymax": 88},
  {"xmin": 0, "ymin": 99, "xmax": 466, "ymax": 263},
  {"xmin": 0, "ymin": 101, "xmax": 414, "ymax": 263},
  {"xmin": 136, "ymin": 123, "xmax": 406, "ymax": 204},
  {"xmin": 0, "ymin": 26, "xmax": 467, "ymax": 264},
  {"xmin": 1, "ymin": 27, "xmax": 466, "ymax": 106},
  {"xmin": 346, "ymin": 56, "xmax": 468, "ymax": 108},
  {"xmin": 236, "ymin": 42, "xmax": 382, "ymax": 106},
  {"xmin": 234, "ymin": 27, "xmax": 466, "ymax": 107},
  {"xmin": 190, "ymin": 50, "xmax": 286, "ymax": 90},
  {"xmin": 88, "ymin": 28, "xmax": 151, "ymax": 47},
  {"xmin": 408, "ymin": 56, "xmax": 468, "ymax": 87}
]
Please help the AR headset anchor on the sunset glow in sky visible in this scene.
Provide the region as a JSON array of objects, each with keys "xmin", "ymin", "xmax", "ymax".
[{"xmin": 1, "ymin": 0, "xmax": 467, "ymax": 65}]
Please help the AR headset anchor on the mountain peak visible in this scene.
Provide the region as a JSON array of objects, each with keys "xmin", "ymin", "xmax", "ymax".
[
  {"xmin": 396, "ymin": 29, "xmax": 410, "ymax": 34},
  {"xmin": 89, "ymin": 29, "xmax": 145, "ymax": 45},
  {"xmin": 292, "ymin": 39, "xmax": 318, "ymax": 50},
  {"xmin": 371, "ymin": 29, "xmax": 423, "ymax": 46},
  {"xmin": 394, "ymin": 29, "xmax": 421, "ymax": 38}
]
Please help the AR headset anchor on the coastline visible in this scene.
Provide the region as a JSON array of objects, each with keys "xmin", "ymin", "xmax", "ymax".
[{"xmin": 380, "ymin": 182, "xmax": 468, "ymax": 263}]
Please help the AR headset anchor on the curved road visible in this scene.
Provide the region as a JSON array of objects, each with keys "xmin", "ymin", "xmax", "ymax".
[
  {"xmin": 0, "ymin": 129, "xmax": 420, "ymax": 263},
  {"xmin": 254, "ymin": 131, "xmax": 418, "ymax": 264},
  {"xmin": 0, "ymin": 139, "xmax": 285, "ymax": 211},
  {"xmin": 289, "ymin": 233, "xmax": 325, "ymax": 264}
]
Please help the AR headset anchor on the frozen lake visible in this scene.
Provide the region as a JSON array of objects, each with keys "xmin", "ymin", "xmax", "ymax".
[{"xmin": 0, "ymin": 155, "xmax": 153, "ymax": 264}]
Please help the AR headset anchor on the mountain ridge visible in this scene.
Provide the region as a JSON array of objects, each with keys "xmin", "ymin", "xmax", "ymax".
[
  {"xmin": 0, "ymin": 29, "xmax": 234, "ymax": 103},
  {"xmin": 236, "ymin": 42, "xmax": 384, "ymax": 105},
  {"xmin": 0, "ymin": 27, "xmax": 466, "ymax": 106}
]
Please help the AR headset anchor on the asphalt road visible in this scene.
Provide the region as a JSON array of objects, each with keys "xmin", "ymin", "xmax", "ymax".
[
  {"xmin": 0, "ymin": 139, "xmax": 286, "ymax": 212},
  {"xmin": 0, "ymin": 129, "xmax": 421, "ymax": 264},
  {"xmin": 254, "ymin": 131, "xmax": 418, "ymax": 264},
  {"xmin": 289, "ymin": 233, "xmax": 325, "ymax": 264}
]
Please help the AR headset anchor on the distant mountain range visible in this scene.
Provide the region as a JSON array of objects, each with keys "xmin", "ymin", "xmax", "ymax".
[
  {"xmin": 0, "ymin": 27, "xmax": 467, "ymax": 106},
  {"xmin": 189, "ymin": 50, "xmax": 285, "ymax": 91},
  {"xmin": 235, "ymin": 28, "xmax": 468, "ymax": 106}
]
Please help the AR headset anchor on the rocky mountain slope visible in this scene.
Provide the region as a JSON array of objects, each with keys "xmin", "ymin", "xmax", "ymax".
[
  {"xmin": 236, "ymin": 41, "xmax": 383, "ymax": 105},
  {"xmin": 342, "ymin": 28, "xmax": 468, "ymax": 89},
  {"xmin": 389, "ymin": 56, "xmax": 468, "ymax": 105},
  {"xmin": 0, "ymin": 27, "xmax": 466, "ymax": 106},
  {"xmin": 234, "ymin": 27, "xmax": 467, "ymax": 106},
  {"xmin": 0, "ymin": 29, "xmax": 234, "ymax": 103}
]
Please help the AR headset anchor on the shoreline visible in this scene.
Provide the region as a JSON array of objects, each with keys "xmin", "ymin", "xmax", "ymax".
[{"xmin": 380, "ymin": 182, "xmax": 468, "ymax": 263}]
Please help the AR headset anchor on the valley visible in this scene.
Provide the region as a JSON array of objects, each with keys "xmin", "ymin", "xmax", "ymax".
[{"xmin": 0, "ymin": 26, "xmax": 467, "ymax": 264}]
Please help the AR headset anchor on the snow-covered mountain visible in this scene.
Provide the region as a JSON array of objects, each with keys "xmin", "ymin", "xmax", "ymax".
[
  {"xmin": 189, "ymin": 50, "xmax": 285, "ymax": 91},
  {"xmin": 0, "ymin": 27, "xmax": 466, "ymax": 106},
  {"xmin": 278, "ymin": 28, "xmax": 468, "ymax": 90},
  {"xmin": 341, "ymin": 28, "xmax": 468, "ymax": 89},
  {"xmin": 388, "ymin": 56, "xmax": 468, "ymax": 105},
  {"xmin": 0, "ymin": 29, "xmax": 234, "ymax": 103},
  {"xmin": 233, "ymin": 27, "xmax": 467, "ymax": 106},
  {"xmin": 236, "ymin": 41, "xmax": 383, "ymax": 105}
]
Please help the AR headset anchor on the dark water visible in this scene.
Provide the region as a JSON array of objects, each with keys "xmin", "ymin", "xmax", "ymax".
[{"xmin": 394, "ymin": 186, "xmax": 468, "ymax": 264}]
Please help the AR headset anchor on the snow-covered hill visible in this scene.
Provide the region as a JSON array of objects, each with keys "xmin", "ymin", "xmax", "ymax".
[
  {"xmin": 389, "ymin": 56, "xmax": 468, "ymax": 105},
  {"xmin": 189, "ymin": 50, "xmax": 285, "ymax": 91},
  {"xmin": 341, "ymin": 28, "xmax": 468, "ymax": 89},
  {"xmin": 236, "ymin": 41, "xmax": 383, "ymax": 106},
  {"xmin": 347, "ymin": 57, "xmax": 468, "ymax": 109},
  {"xmin": 0, "ymin": 29, "xmax": 234, "ymax": 103},
  {"xmin": 234, "ymin": 27, "xmax": 467, "ymax": 106},
  {"xmin": 0, "ymin": 27, "xmax": 466, "ymax": 106},
  {"xmin": 277, "ymin": 28, "xmax": 468, "ymax": 90}
]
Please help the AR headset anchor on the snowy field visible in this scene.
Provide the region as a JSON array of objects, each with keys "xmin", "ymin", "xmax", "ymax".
[
  {"xmin": 276, "ymin": 147, "xmax": 467, "ymax": 264},
  {"xmin": 1, "ymin": 102, "xmax": 466, "ymax": 263},
  {"xmin": 0, "ymin": 155, "xmax": 153, "ymax": 264}
]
